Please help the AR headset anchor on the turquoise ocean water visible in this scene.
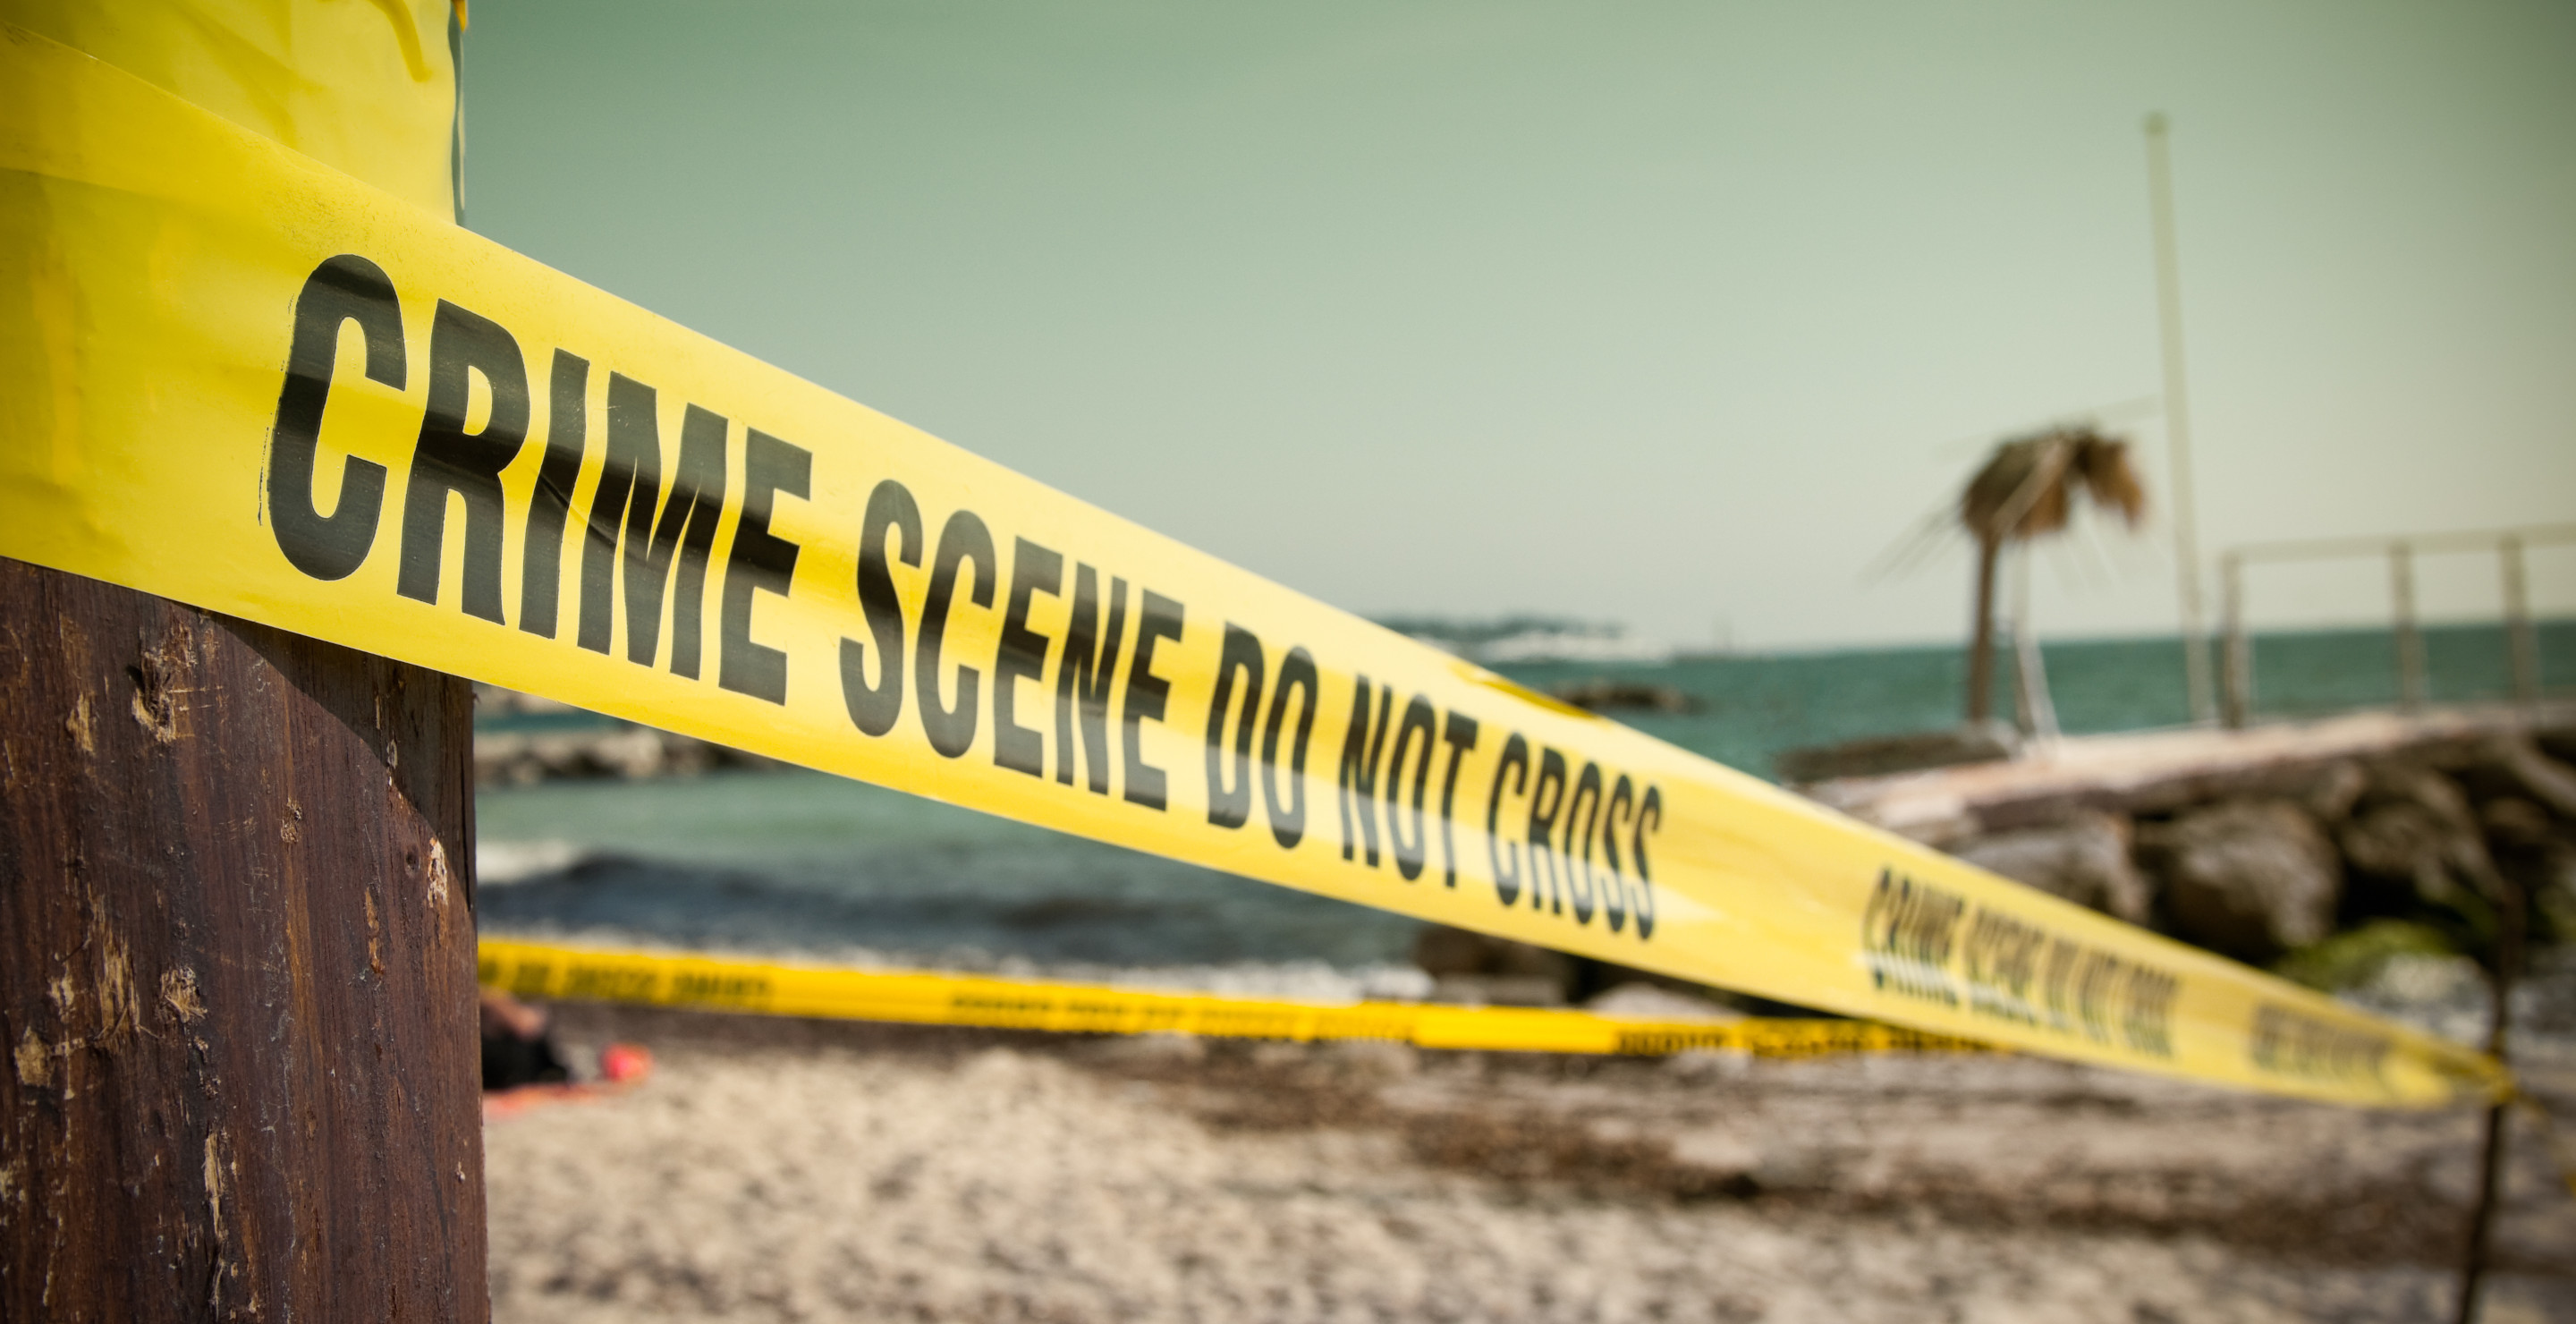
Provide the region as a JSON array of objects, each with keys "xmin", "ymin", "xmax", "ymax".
[{"xmin": 476, "ymin": 623, "xmax": 2573, "ymax": 974}]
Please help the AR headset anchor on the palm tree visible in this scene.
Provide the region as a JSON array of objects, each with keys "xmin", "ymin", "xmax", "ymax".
[{"xmin": 1958, "ymin": 428, "xmax": 2147, "ymax": 723}]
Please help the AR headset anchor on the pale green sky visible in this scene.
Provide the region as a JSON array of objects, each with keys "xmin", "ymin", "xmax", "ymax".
[{"xmin": 458, "ymin": 1, "xmax": 2576, "ymax": 651}]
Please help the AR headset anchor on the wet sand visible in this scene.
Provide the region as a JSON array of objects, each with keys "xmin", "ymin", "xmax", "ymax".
[{"xmin": 485, "ymin": 1004, "xmax": 2575, "ymax": 1323}]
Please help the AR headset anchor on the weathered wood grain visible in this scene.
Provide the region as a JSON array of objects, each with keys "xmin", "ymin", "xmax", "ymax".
[{"xmin": 0, "ymin": 557, "xmax": 486, "ymax": 1321}]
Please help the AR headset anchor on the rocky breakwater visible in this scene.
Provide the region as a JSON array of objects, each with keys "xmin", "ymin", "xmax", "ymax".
[
  {"xmin": 473, "ymin": 685, "xmax": 778, "ymax": 785},
  {"xmin": 1796, "ymin": 705, "xmax": 2576, "ymax": 989}
]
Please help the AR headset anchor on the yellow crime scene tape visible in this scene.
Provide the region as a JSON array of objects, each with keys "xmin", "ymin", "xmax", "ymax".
[
  {"xmin": 478, "ymin": 938, "xmax": 1987, "ymax": 1059},
  {"xmin": 0, "ymin": 15, "xmax": 2507, "ymax": 1108}
]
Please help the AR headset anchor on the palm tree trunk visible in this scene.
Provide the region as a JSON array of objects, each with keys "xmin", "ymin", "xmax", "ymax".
[{"xmin": 1967, "ymin": 534, "xmax": 2002, "ymax": 723}]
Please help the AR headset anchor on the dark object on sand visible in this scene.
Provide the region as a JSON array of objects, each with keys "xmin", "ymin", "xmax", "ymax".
[
  {"xmin": 483, "ymin": 1042, "xmax": 657, "ymax": 1121},
  {"xmin": 1413, "ymin": 925, "xmax": 1772, "ymax": 1012},
  {"xmin": 1414, "ymin": 926, "xmax": 1580, "ymax": 1006},
  {"xmin": 1550, "ymin": 678, "xmax": 1700, "ymax": 715},
  {"xmin": 482, "ymin": 989, "xmax": 572, "ymax": 1091},
  {"xmin": 1776, "ymin": 722, "xmax": 2020, "ymax": 784}
]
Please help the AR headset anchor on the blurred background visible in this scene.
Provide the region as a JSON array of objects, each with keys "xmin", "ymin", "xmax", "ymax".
[
  {"xmin": 452, "ymin": 7, "xmax": 2576, "ymax": 1319},
  {"xmin": 459, "ymin": 0, "xmax": 2576, "ymax": 984}
]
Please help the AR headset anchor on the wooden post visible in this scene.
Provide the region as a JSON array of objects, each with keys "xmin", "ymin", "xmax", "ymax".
[
  {"xmin": 2219, "ymin": 552, "xmax": 2251, "ymax": 728},
  {"xmin": 0, "ymin": 558, "xmax": 487, "ymax": 1321},
  {"xmin": 2392, "ymin": 540, "xmax": 2427, "ymax": 711},
  {"xmin": 2454, "ymin": 869, "xmax": 2525, "ymax": 1324},
  {"xmin": 2501, "ymin": 535, "xmax": 2538, "ymax": 709}
]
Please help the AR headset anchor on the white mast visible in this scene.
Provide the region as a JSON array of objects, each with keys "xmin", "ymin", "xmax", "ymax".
[{"xmin": 2145, "ymin": 112, "xmax": 2216, "ymax": 724}]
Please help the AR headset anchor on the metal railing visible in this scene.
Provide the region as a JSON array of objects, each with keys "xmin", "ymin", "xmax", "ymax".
[{"xmin": 2216, "ymin": 523, "xmax": 2576, "ymax": 727}]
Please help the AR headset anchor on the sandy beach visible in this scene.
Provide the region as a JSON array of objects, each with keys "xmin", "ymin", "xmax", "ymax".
[{"xmin": 484, "ymin": 1001, "xmax": 2576, "ymax": 1323}]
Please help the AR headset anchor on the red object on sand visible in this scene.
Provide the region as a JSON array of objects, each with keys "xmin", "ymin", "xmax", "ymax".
[
  {"xmin": 483, "ymin": 1043, "xmax": 656, "ymax": 1122},
  {"xmin": 600, "ymin": 1043, "xmax": 653, "ymax": 1083}
]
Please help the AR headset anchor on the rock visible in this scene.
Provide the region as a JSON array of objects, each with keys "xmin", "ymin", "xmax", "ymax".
[
  {"xmin": 2136, "ymin": 801, "xmax": 2341, "ymax": 962},
  {"xmin": 2292, "ymin": 760, "xmax": 2368, "ymax": 823},
  {"xmin": 2357, "ymin": 760, "xmax": 2478, "ymax": 832},
  {"xmin": 1952, "ymin": 811, "xmax": 2152, "ymax": 925},
  {"xmin": 2338, "ymin": 761, "xmax": 2497, "ymax": 905},
  {"xmin": 474, "ymin": 683, "xmax": 582, "ymax": 717},
  {"xmin": 2481, "ymin": 797, "xmax": 2576, "ymax": 946},
  {"xmin": 2340, "ymin": 804, "xmax": 2470, "ymax": 904},
  {"xmin": 2487, "ymin": 737, "xmax": 2576, "ymax": 819},
  {"xmin": 1775, "ymin": 722, "xmax": 2021, "ymax": 784},
  {"xmin": 471, "ymin": 724, "xmax": 776, "ymax": 785},
  {"xmin": 2482, "ymin": 797, "xmax": 2558, "ymax": 852},
  {"xmin": 1549, "ymin": 678, "xmax": 1700, "ymax": 715},
  {"xmin": 2541, "ymin": 853, "xmax": 2576, "ymax": 944}
]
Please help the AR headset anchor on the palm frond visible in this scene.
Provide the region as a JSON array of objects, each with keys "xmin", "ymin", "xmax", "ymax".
[{"xmin": 1860, "ymin": 505, "xmax": 1964, "ymax": 586}]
